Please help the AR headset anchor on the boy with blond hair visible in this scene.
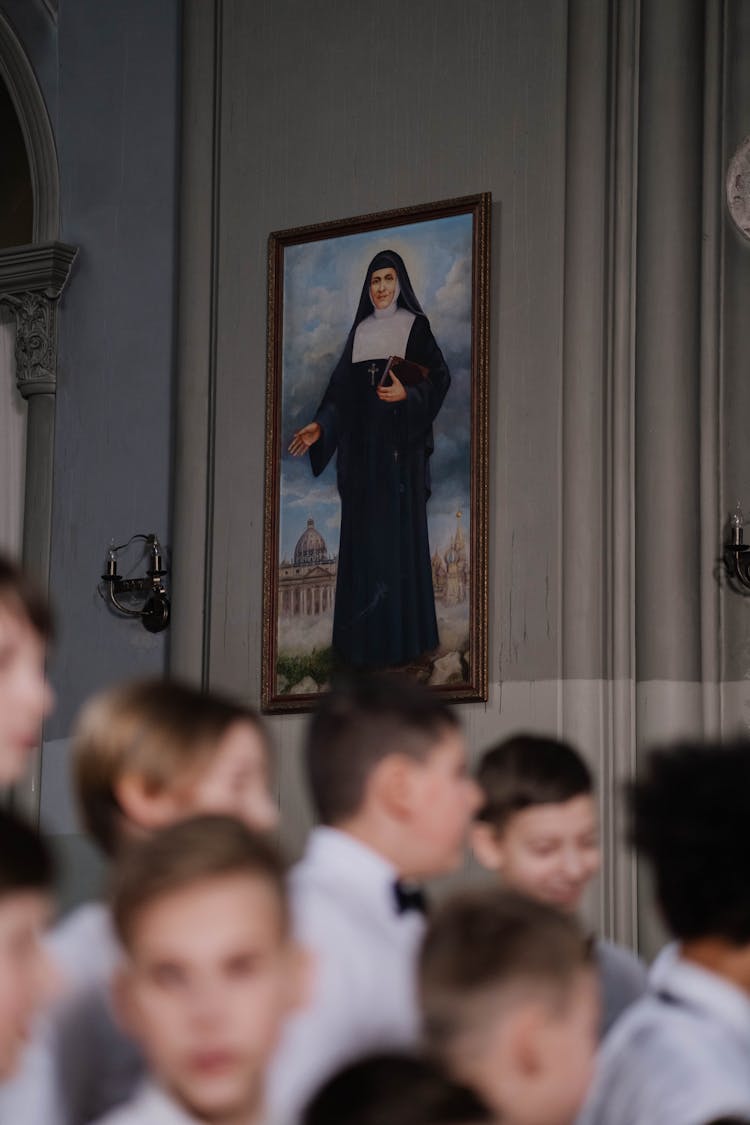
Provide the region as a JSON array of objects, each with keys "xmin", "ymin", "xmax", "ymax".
[
  {"xmin": 268, "ymin": 674, "xmax": 481, "ymax": 1122},
  {"xmin": 0, "ymin": 555, "xmax": 54, "ymax": 786},
  {"xmin": 419, "ymin": 888, "xmax": 598, "ymax": 1125},
  {"xmin": 471, "ymin": 734, "xmax": 646, "ymax": 1035},
  {"xmin": 95, "ymin": 814, "xmax": 307, "ymax": 1125},
  {"xmin": 1, "ymin": 678, "xmax": 279, "ymax": 1124},
  {"xmin": 73, "ymin": 678, "xmax": 278, "ymax": 853}
]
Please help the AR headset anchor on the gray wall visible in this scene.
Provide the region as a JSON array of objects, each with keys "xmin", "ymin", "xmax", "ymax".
[
  {"xmin": 173, "ymin": 0, "xmax": 578, "ymax": 896},
  {"xmin": 0, "ymin": 0, "xmax": 181, "ymax": 906},
  {"xmin": 173, "ymin": 0, "xmax": 750, "ymax": 953},
  {"xmin": 4, "ymin": 0, "xmax": 750, "ymax": 941}
]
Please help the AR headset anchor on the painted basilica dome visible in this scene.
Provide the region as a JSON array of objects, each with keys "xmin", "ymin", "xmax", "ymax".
[{"xmin": 293, "ymin": 518, "xmax": 328, "ymax": 567}]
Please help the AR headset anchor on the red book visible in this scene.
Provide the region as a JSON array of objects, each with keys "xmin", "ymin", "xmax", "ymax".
[{"xmin": 379, "ymin": 355, "xmax": 430, "ymax": 388}]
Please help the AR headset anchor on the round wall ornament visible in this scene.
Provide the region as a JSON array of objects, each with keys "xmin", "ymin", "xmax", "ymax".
[{"xmin": 727, "ymin": 135, "xmax": 750, "ymax": 240}]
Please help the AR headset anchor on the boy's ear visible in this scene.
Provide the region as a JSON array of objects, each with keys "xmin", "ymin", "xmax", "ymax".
[
  {"xmin": 470, "ymin": 821, "xmax": 505, "ymax": 871},
  {"xmin": 508, "ymin": 1002, "xmax": 545, "ymax": 1078},
  {"xmin": 286, "ymin": 941, "xmax": 315, "ymax": 1016},
  {"xmin": 114, "ymin": 772, "xmax": 183, "ymax": 832},
  {"xmin": 110, "ymin": 964, "xmax": 137, "ymax": 1036},
  {"xmin": 370, "ymin": 754, "xmax": 416, "ymax": 820}
]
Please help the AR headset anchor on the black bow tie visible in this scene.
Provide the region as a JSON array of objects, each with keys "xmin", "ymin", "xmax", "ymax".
[{"xmin": 393, "ymin": 880, "xmax": 428, "ymax": 916}]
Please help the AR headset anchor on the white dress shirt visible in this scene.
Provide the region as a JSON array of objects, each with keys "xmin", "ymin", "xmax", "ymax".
[
  {"xmin": 0, "ymin": 902, "xmax": 144, "ymax": 1125},
  {"xmin": 91, "ymin": 1079, "xmax": 275, "ymax": 1125},
  {"xmin": 267, "ymin": 827, "xmax": 426, "ymax": 1123},
  {"xmin": 91, "ymin": 1081, "xmax": 203, "ymax": 1125},
  {"xmin": 579, "ymin": 949, "xmax": 750, "ymax": 1125}
]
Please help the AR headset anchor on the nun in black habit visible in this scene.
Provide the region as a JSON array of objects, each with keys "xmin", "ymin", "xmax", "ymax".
[{"xmin": 289, "ymin": 249, "xmax": 451, "ymax": 668}]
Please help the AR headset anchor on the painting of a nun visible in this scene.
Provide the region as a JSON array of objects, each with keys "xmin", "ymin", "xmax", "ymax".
[
  {"xmin": 289, "ymin": 249, "xmax": 450, "ymax": 668},
  {"xmin": 263, "ymin": 193, "xmax": 490, "ymax": 710}
]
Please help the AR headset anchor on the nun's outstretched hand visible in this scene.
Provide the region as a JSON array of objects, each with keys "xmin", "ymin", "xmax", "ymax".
[{"xmin": 288, "ymin": 422, "xmax": 322, "ymax": 456}]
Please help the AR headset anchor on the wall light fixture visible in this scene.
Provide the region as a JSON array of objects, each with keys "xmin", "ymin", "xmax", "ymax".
[{"xmin": 99, "ymin": 533, "xmax": 170, "ymax": 632}]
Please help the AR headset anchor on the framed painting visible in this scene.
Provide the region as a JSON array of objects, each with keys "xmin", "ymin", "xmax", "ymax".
[{"xmin": 262, "ymin": 192, "xmax": 490, "ymax": 712}]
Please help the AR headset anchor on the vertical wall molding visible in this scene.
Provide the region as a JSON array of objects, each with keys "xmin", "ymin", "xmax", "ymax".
[
  {"xmin": 562, "ymin": 0, "xmax": 641, "ymax": 948},
  {"xmin": 699, "ymin": 0, "xmax": 725, "ymax": 730},
  {"xmin": 634, "ymin": 0, "xmax": 707, "ymax": 955},
  {"xmin": 561, "ymin": 0, "xmax": 609, "ymax": 693},
  {"xmin": 171, "ymin": 0, "xmax": 221, "ymax": 686},
  {"xmin": 605, "ymin": 0, "xmax": 641, "ymax": 952},
  {"xmin": 563, "ymin": 0, "xmax": 730, "ymax": 957}
]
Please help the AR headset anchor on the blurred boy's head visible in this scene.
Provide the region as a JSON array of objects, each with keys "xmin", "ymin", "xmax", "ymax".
[
  {"xmin": 302, "ymin": 1051, "xmax": 494, "ymax": 1125},
  {"xmin": 419, "ymin": 888, "xmax": 598, "ymax": 1125},
  {"xmin": 112, "ymin": 815, "xmax": 307, "ymax": 1123},
  {"xmin": 306, "ymin": 674, "xmax": 480, "ymax": 879},
  {"xmin": 472, "ymin": 735, "xmax": 600, "ymax": 912},
  {"xmin": 74, "ymin": 679, "xmax": 278, "ymax": 856},
  {"xmin": 0, "ymin": 810, "xmax": 57, "ymax": 1079},
  {"xmin": 631, "ymin": 740, "xmax": 750, "ymax": 945},
  {"xmin": 0, "ymin": 557, "xmax": 54, "ymax": 786}
]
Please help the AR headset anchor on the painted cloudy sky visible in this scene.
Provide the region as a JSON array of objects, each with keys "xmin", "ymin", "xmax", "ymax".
[{"xmin": 278, "ymin": 211, "xmax": 473, "ymax": 566}]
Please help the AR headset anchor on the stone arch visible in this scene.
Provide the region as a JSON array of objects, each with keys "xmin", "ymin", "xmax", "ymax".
[{"xmin": 0, "ymin": 11, "xmax": 59, "ymax": 240}]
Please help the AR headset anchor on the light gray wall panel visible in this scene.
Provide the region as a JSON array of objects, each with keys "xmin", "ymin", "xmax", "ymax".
[
  {"xmin": 175, "ymin": 0, "xmax": 750, "ymax": 940},
  {"xmin": 635, "ymin": 0, "xmax": 704, "ymax": 685}
]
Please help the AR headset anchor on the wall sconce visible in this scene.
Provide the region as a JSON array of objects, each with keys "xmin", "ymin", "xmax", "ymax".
[
  {"xmin": 724, "ymin": 502, "xmax": 750, "ymax": 593},
  {"xmin": 99, "ymin": 534, "xmax": 170, "ymax": 632}
]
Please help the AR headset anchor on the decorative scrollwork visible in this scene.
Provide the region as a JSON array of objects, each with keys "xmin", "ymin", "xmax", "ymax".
[{"xmin": 0, "ymin": 291, "xmax": 56, "ymax": 397}]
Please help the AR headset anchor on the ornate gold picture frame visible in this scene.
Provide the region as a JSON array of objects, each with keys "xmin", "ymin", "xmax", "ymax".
[{"xmin": 262, "ymin": 193, "xmax": 490, "ymax": 712}]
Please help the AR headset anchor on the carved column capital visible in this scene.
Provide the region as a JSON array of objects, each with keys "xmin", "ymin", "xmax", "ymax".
[
  {"xmin": 0, "ymin": 241, "xmax": 78, "ymax": 399},
  {"xmin": 0, "ymin": 291, "xmax": 57, "ymax": 397}
]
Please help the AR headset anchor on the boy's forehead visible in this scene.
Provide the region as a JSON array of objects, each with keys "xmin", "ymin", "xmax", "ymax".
[
  {"xmin": 504, "ymin": 794, "xmax": 597, "ymax": 835},
  {"xmin": 127, "ymin": 872, "xmax": 285, "ymax": 954}
]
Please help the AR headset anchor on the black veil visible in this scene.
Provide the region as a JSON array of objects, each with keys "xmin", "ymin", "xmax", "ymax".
[{"xmin": 349, "ymin": 249, "xmax": 425, "ymax": 333}]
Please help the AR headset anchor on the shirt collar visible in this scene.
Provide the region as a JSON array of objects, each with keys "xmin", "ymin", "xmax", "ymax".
[
  {"xmin": 652, "ymin": 948, "xmax": 750, "ymax": 1044},
  {"xmin": 303, "ymin": 826, "xmax": 400, "ymax": 917},
  {"xmin": 132, "ymin": 1081, "xmax": 205, "ymax": 1124},
  {"xmin": 135, "ymin": 1081, "xmax": 266, "ymax": 1125}
]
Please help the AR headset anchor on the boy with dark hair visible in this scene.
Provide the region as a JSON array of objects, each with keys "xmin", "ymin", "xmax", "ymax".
[
  {"xmin": 580, "ymin": 740, "xmax": 750, "ymax": 1125},
  {"xmin": 1, "ymin": 678, "xmax": 279, "ymax": 1125},
  {"xmin": 268, "ymin": 674, "xmax": 480, "ymax": 1122},
  {"xmin": 93, "ymin": 815, "xmax": 307, "ymax": 1125},
  {"xmin": 0, "ymin": 810, "xmax": 57, "ymax": 1080},
  {"xmin": 472, "ymin": 733, "xmax": 646, "ymax": 1034},
  {"xmin": 0, "ymin": 555, "xmax": 54, "ymax": 786},
  {"xmin": 419, "ymin": 887, "xmax": 598, "ymax": 1125},
  {"xmin": 302, "ymin": 1051, "xmax": 494, "ymax": 1125}
]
